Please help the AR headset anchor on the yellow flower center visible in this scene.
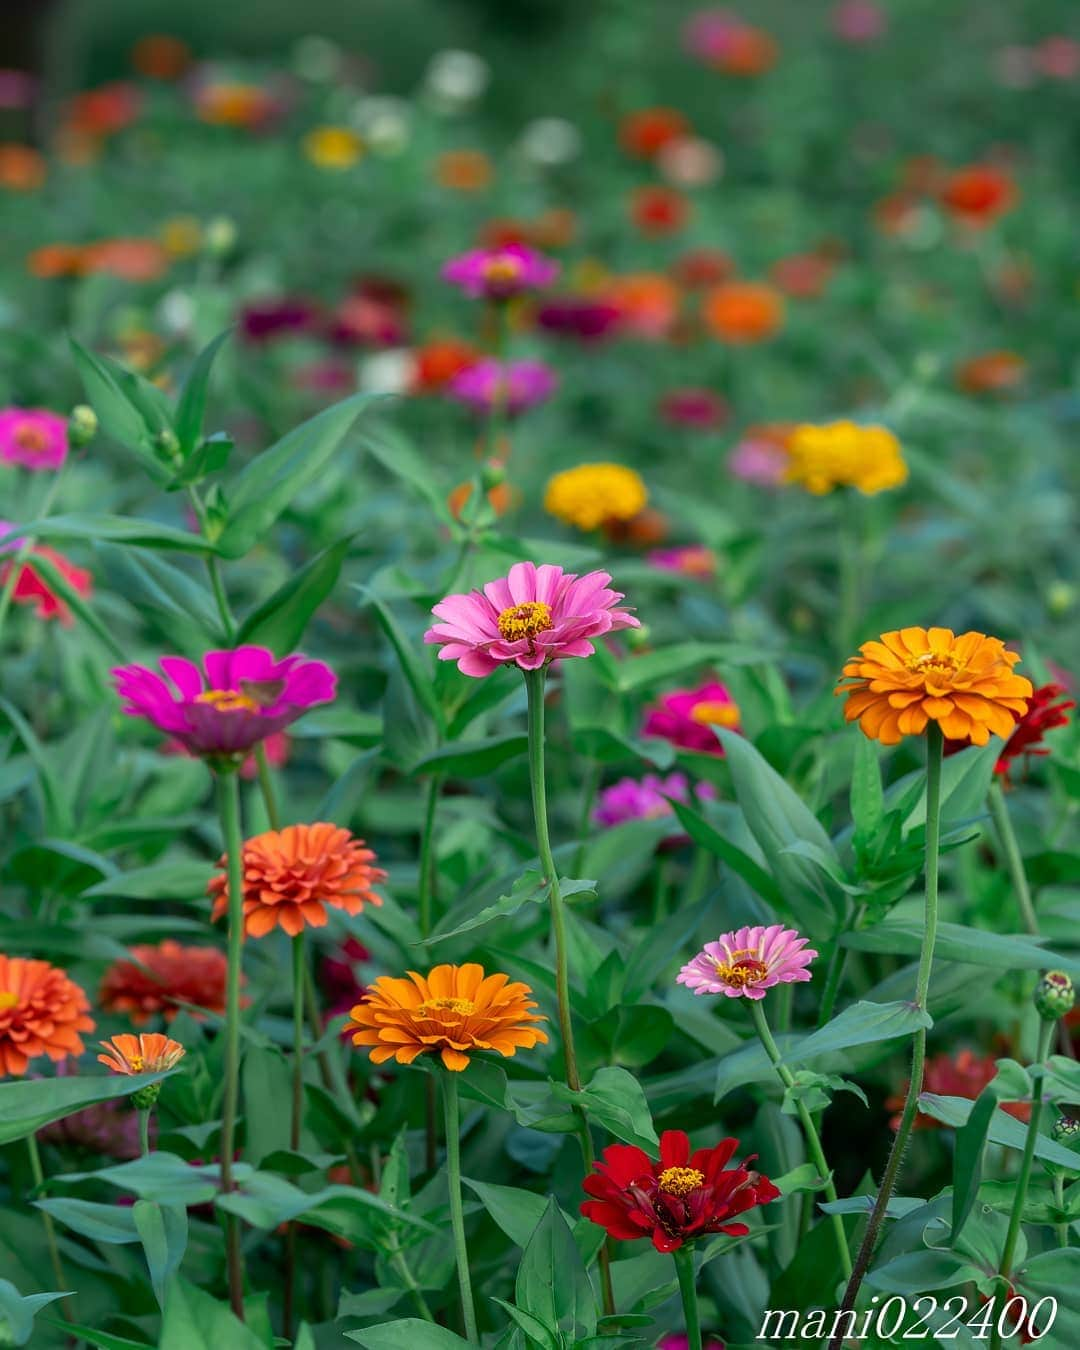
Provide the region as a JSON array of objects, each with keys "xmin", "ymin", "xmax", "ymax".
[
  {"xmin": 417, "ymin": 997, "xmax": 476, "ymax": 1018},
  {"xmin": 497, "ymin": 601, "xmax": 554, "ymax": 643},
  {"xmin": 13, "ymin": 424, "xmax": 48, "ymax": 453},
  {"xmin": 0, "ymin": 991, "xmax": 18, "ymax": 1010},
  {"xmin": 906, "ymin": 650, "xmax": 962, "ymax": 680},
  {"xmin": 714, "ymin": 952, "xmax": 769, "ymax": 989},
  {"xmin": 483, "ymin": 256, "xmax": 523, "ymax": 285},
  {"xmin": 195, "ymin": 688, "xmax": 260, "ymax": 713},
  {"xmin": 658, "ymin": 1166, "xmax": 705, "ymax": 1197},
  {"xmin": 690, "ymin": 699, "xmax": 741, "ymax": 728},
  {"xmin": 128, "ymin": 1054, "xmax": 145, "ymax": 1071}
]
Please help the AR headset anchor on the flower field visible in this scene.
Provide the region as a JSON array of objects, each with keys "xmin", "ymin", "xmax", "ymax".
[{"xmin": 3, "ymin": 3, "xmax": 1080, "ymax": 1347}]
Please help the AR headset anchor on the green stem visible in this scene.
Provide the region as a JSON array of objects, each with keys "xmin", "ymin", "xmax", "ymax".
[
  {"xmin": 672, "ymin": 1245, "xmax": 702, "ymax": 1350},
  {"xmin": 290, "ymin": 933, "xmax": 305, "ymax": 1151},
  {"xmin": 750, "ymin": 1000, "xmax": 851, "ymax": 1277},
  {"xmin": 418, "ymin": 773, "xmax": 443, "ymax": 938},
  {"xmin": 206, "ymin": 556, "xmax": 236, "ymax": 642},
  {"xmin": 987, "ymin": 780, "xmax": 1039, "ymax": 936},
  {"xmin": 0, "ymin": 469, "xmax": 66, "ymax": 645},
  {"xmin": 684, "ymin": 844, "xmax": 712, "ymax": 908},
  {"xmin": 441, "ymin": 1072, "xmax": 478, "ymax": 1343},
  {"xmin": 138, "ymin": 1109, "xmax": 151, "ymax": 1159},
  {"xmin": 989, "ymin": 1018, "xmax": 1055, "ymax": 1350},
  {"xmin": 254, "ymin": 742, "xmax": 282, "ymax": 831},
  {"xmin": 1054, "ymin": 1173, "xmax": 1068, "ymax": 1248},
  {"xmin": 389, "ymin": 1244, "xmax": 436, "ymax": 1322},
  {"xmin": 829, "ymin": 724, "xmax": 944, "ymax": 1347},
  {"xmin": 215, "ymin": 766, "xmax": 247, "ymax": 1319},
  {"xmin": 27, "ymin": 1134, "xmax": 72, "ymax": 1317},
  {"xmin": 837, "ymin": 497, "xmax": 863, "ymax": 661}
]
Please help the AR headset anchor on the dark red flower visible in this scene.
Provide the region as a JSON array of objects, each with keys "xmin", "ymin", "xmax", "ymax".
[
  {"xmin": 943, "ymin": 682, "xmax": 1074, "ymax": 782},
  {"xmin": 239, "ymin": 298, "xmax": 318, "ymax": 343},
  {"xmin": 535, "ymin": 296, "xmax": 623, "ymax": 342},
  {"xmin": 580, "ymin": 1129, "xmax": 779, "ymax": 1253}
]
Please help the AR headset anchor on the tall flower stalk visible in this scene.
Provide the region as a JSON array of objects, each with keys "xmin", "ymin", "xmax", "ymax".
[
  {"xmin": 672, "ymin": 1246, "xmax": 702, "ymax": 1350},
  {"xmin": 441, "ymin": 1069, "xmax": 478, "ymax": 1342}
]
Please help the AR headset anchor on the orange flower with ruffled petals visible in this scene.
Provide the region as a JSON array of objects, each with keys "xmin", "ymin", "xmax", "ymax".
[
  {"xmin": 703, "ymin": 282, "xmax": 784, "ymax": 343},
  {"xmin": 941, "ymin": 165, "xmax": 1017, "ymax": 227},
  {"xmin": 98, "ymin": 1032, "xmax": 186, "ymax": 1075},
  {"xmin": 836, "ymin": 628, "xmax": 1032, "ymax": 745},
  {"xmin": 0, "ymin": 955, "xmax": 94, "ymax": 1077},
  {"xmin": 99, "ymin": 940, "xmax": 231, "ymax": 1024},
  {"xmin": 345, "ymin": 963, "xmax": 547, "ymax": 1071},
  {"xmin": 208, "ymin": 823, "xmax": 386, "ymax": 938}
]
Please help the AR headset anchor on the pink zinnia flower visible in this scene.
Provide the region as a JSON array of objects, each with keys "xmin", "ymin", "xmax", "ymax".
[
  {"xmin": 424, "ymin": 560, "xmax": 639, "ymax": 678},
  {"xmin": 830, "ymin": 0, "xmax": 887, "ymax": 44},
  {"xmin": 447, "ymin": 358, "xmax": 556, "ymax": 415},
  {"xmin": 594, "ymin": 772, "xmax": 716, "ymax": 831},
  {"xmin": 642, "ymin": 680, "xmax": 741, "ymax": 754},
  {"xmin": 660, "ymin": 1336, "xmax": 725, "ymax": 1350},
  {"xmin": 0, "ymin": 408, "xmax": 68, "ymax": 471},
  {"xmin": 728, "ymin": 427, "xmax": 792, "ymax": 486},
  {"xmin": 112, "ymin": 645, "xmax": 336, "ymax": 758},
  {"xmin": 678, "ymin": 925, "xmax": 817, "ymax": 1000},
  {"xmin": 647, "ymin": 545, "xmax": 717, "ymax": 579},
  {"xmin": 442, "ymin": 244, "xmax": 559, "ymax": 300}
]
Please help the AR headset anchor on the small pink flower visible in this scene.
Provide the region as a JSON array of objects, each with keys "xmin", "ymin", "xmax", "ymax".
[
  {"xmin": 728, "ymin": 429, "xmax": 791, "ymax": 487},
  {"xmin": 0, "ymin": 408, "xmax": 68, "ymax": 471},
  {"xmin": 447, "ymin": 358, "xmax": 556, "ymax": 415},
  {"xmin": 642, "ymin": 680, "xmax": 741, "ymax": 754},
  {"xmin": 424, "ymin": 560, "xmax": 639, "ymax": 678},
  {"xmin": 1037, "ymin": 36, "xmax": 1080, "ymax": 81},
  {"xmin": 442, "ymin": 244, "xmax": 559, "ymax": 300},
  {"xmin": 830, "ymin": 0, "xmax": 887, "ymax": 45},
  {"xmin": 678, "ymin": 925, "xmax": 817, "ymax": 1000},
  {"xmin": 647, "ymin": 546, "xmax": 717, "ymax": 579},
  {"xmin": 594, "ymin": 772, "xmax": 715, "ymax": 830},
  {"xmin": 112, "ymin": 646, "xmax": 336, "ymax": 758}
]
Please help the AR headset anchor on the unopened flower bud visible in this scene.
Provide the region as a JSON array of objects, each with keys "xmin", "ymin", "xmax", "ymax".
[
  {"xmin": 1051, "ymin": 1114, "xmax": 1080, "ymax": 1147},
  {"xmin": 155, "ymin": 428, "xmax": 181, "ymax": 463},
  {"xmin": 68, "ymin": 404, "xmax": 98, "ymax": 448},
  {"xmin": 204, "ymin": 216, "xmax": 236, "ymax": 258},
  {"xmin": 1034, "ymin": 970, "xmax": 1075, "ymax": 1021},
  {"xmin": 627, "ymin": 623, "xmax": 651, "ymax": 650},
  {"xmin": 130, "ymin": 1082, "xmax": 162, "ymax": 1111},
  {"xmin": 1047, "ymin": 581, "xmax": 1076, "ymax": 617},
  {"xmin": 481, "ymin": 459, "xmax": 506, "ymax": 491}
]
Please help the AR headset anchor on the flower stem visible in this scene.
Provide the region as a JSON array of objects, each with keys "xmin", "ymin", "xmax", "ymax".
[
  {"xmin": 206, "ymin": 556, "xmax": 237, "ymax": 643},
  {"xmin": 750, "ymin": 999, "xmax": 851, "ymax": 1277},
  {"xmin": 138, "ymin": 1109, "xmax": 151, "ymax": 1158},
  {"xmin": 27, "ymin": 1133, "xmax": 72, "ymax": 1317},
  {"xmin": 672, "ymin": 1245, "xmax": 702, "ymax": 1350},
  {"xmin": 829, "ymin": 723, "xmax": 944, "ymax": 1346},
  {"xmin": 1054, "ymin": 1174, "xmax": 1068, "ymax": 1247},
  {"xmin": 989, "ymin": 1018, "xmax": 1055, "ymax": 1350},
  {"xmin": 283, "ymin": 930, "xmax": 306, "ymax": 1335},
  {"xmin": 418, "ymin": 773, "xmax": 443, "ymax": 938},
  {"xmin": 987, "ymin": 780, "xmax": 1038, "ymax": 936},
  {"xmin": 215, "ymin": 765, "xmax": 247, "ymax": 1320},
  {"xmin": 441, "ymin": 1071, "xmax": 478, "ymax": 1343},
  {"xmin": 254, "ymin": 742, "xmax": 281, "ymax": 831}
]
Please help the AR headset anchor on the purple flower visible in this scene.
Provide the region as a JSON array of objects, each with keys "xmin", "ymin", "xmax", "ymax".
[
  {"xmin": 442, "ymin": 244, "xmax": 559, "ymax": 300},
  {"xmin": 447, "ymin": 359, "xmax": 556, "ymax": 416},
  {"xmin": 535, "ymin": 296, "xmax": 622, "ymax": 342},
  {"xmin": 659, "ymin": 388, "xmax": 728, "ymax": 429},
  {"xmin": 239, "ymin": 297, "xmax": 318, "ymax": 343},
  {"xmin": 112, "ymin": 645, "xmax": 336, "ymax": 758},
  {"xmin": 593, "ymin": 772, "xmax": 716, "ymax": 829},
  {"xmin": 0, "ymin": 408, "xmax": 68, "ymax": 471}
]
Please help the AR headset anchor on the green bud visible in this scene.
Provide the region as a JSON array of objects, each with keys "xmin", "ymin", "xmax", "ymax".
[
  {"xmin": 1051, "ymin": 1114, "xmax": 1080, "ymax": 1147},
  {"xmin": 204, "ymin": 216, "xmax": 237, "ymax": 257},
  {"xmin": 480, "ymin": 458, "xmax": 506, "ymax": 491},
  {"xmin": 130, "ymin": 1082, "xmax": 161, "ymax": 1111},
  {"xmin": 155, "ymin": 428, "xmax": 181, "ymax": 463},
  {"xmin": 68, "ymin": 403, "xmax": 98, "ymax": 448},
  {"xmin": 627, "ymin": 623, "xmax": 651, "ymax": 651},
  {"xmin": 1047, "ymin": 581, "xmax": 1076, "ymax": 617},
  {"xmin": 1034, "ymin": 970, "xmax": 1075, "ymax": 1021}
]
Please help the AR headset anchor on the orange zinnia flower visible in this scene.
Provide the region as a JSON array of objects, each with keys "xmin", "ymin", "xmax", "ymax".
[
  {"xmin": 703, "ymin": 282, "xmax": 784, "ymax": 343},
  {"xmin": 27, "ymin": 244, "xmax": 86, "ymax": 279},
  {"xmin": 98, "ymin": 1032, "xmax": 186, "ymax": 1075},
  {"xmin": 940, "ymin": 165, "xmax": 1017, "ymax": 227},
  {"xmin": 434, "ymin": 149, "xmax": 492, "ymax": 192},
  {"xmin": 345, "ymin": 963, "xmax": 548, "ymax": 1071},
  {"xmin": 836, "ymin": 627, "xmax": 1033, "ymax": 745},
  {"xmin": 0, "ymin": 144, "xmax": 46, "ymax": 192},
  {"xmin": 619, "ymin": 107, "xmax": 690, "ymax": 159},
  {"xmin": 630, "ymin": 185, "xmax": 691, "ymax": 237},
  {"xmin": 955, "ymin": 350, "xmax": 1027, "ymax": 396},
  {"xmin": 208, "ymin": 822, "xmax": 386, "ymax": 938},
  {"xmin": 0, "ymin": 955, "xmax": 95, "ymax": 1077},
  {"xmin": 99, "ymin": 940, "xmax": 231, "ymax": 1024}
]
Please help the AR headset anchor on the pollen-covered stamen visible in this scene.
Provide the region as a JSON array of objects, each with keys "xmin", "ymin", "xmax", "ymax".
[
  {"xmin": 195, "ymin": 688, "xmax": 261, "ymax": 713},
  {"xmin": 690, "ymin": 699, "xmax": 742, "ymax": 728},
  {"xmin": 906, "ymin": 650, "xmax": 962, "ymax": 679},
  {"xmin": 0, "ymin": 991, "xmax": 18, "ymax": 1011},
  {"xmin": 714, "ymin": 951, "xmax": 769, "ymax": 989},
  {"xmin": 13, "ymin": 424, "xmax": 49, "ymax": 454},
  {"xmin": 658, "ymin": 1166, "xmax": 706, "ymax": 1197},
  {"xmin": 417, "ymin": 997, "xmax": 476, "ymax": 1018},
  {"xmin": 497, "ymin": 600, "xmax": 554, "ymax": 643},
  {"xmin": 482, "ymin": 255, "xmax": 524, "ymax": 286}
]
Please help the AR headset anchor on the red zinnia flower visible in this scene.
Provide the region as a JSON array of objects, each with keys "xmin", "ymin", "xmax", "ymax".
[
  {"xmin": 99, "ymin": 940, "xmax": 232, "ymax": 1024},
  {"xmin": 630, "ymin": 186, "xmax": 691, "ymax": 237},
  {"xmin": 580, "ymin": 1129, "xmax": 779, "ymax": 1252},
  {"xmin": 887, "ymin": 1049, "xmax": 1030, "ymax": 1130},
  {"xmin": 940, "ymin": 165, "xmax": 1017, "ymax": 227}
]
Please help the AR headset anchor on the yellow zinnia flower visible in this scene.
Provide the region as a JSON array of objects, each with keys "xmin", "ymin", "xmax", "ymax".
[
  {"xmin": 836, "ymin": 627, "xmax": 1032, "ymax": 745},
  {"xmin": 303, "ymin": 125, "xmax": 364, "ymax": 170},
  {"xmin": 784, "ymin": 420, "xmax": 907, "ymax": 495},
  {"xmin": 544, "ymin": 462, "xmax": 648, "ymax": 532}
]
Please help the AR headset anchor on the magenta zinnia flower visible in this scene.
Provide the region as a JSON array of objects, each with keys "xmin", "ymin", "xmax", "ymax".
[
  {"xmin": 677, "ymin": 925, "xmax": 817, "ymax": 1000},
  {"xmin": 0, "ymin": 408, "xmax": 68, "ymax": 471},
  {"xmin": 447, "ymin": 358, "xmax": 556, "ymax": 416},
  {"xmin": 112, "ymin": 645, "xmax": 336, "ymax": 758},
  {"xmin": 647, "ymin": 545, "xmax": 717, "ymax": 579},
  {"xmin": 424, "ymin": 560, "xmax": 639, "ymax": 678},
  {"xmin": 594, "ymin": 772, "xmax": 715, "ymax": 829},
  {"xmin": 642, "ymin": 680, "xmax": 741, "ymax": 754},
  {"xmin": 442, "ymin": 244, "xmax": 559, "ymax": 300}
]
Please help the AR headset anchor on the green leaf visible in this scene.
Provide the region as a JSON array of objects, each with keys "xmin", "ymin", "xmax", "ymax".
[
  {"xmin": 236, "ymin": 534, "xmax": 353, "ymax": 652},
  {"xmin": 516, "ymin": 1198, "xmax": 597, "ymax": 1340},
  {"xmin": 159, "ymin": 1278, "xmax": 268, "ymax": 1350},
  {"xmin": 358, "ymin": 587, "xmax": 445, "ymax": 732},
  {"xmin": 919, "ymin": 1095, "xmax": 1080, "ymax": 1170},
  {"xmin": 82, "ymin": 860, "xmax": 210, "ymax": 903},
  {"xmin": 104, "ymin": 547, "xmax": 223, "ymax": 641},
  {"xmin": 344, "ymin": 1320, "xmax": 472, "ymax": 1350},
  {"xmin": 17, "ymin": 551, "xmax": 125, "ymax": 659},
  {"xmin": 666, "ymin": 797, "xmax": 783, "ymax": 906},
  {"xmin": 1014, "ymin": 1248, "xmax": 1080, "ymax": 1343},
  {"xmin": 490, "ymin": 1298, "xmax": 559, "ymax": 1350},
  {"xmin": 35, "ymin": 1198, "xmax": 139, "ymax": 1244},
  {"xmin": 216, "ymin": 392, "xmax": 378, "ymax": 558},
  {"xmin": 69, "ymin": 336, "xmax": 167, "ymax": 481},
  {"xmin": 786, "ymin": 1001, "xmax": 933, "ymax": 1065},
  {"xmin": 951, "ymin": 1088, "xmax": 998, "ymax": 1245},
  {"xmin": 0, "ymin": 1070, "xmax": 175, "ymax": 1144},
  {"xmin": 18, "ymin": 514, "xmax": 216, "ymax": 554},
  {"xmin": 614, "ymin": 642, "xmax": 779, "ymax": 693},
  {"xmin": 133, "ymin": 1201, "xmax": 188, "ymax": 1309},
  {"xmin": 44, "ymin": 1325, "xmax": 150, "ymax": 1350},
  {"xmin": 411, "ymin": 734, "xmax": 528, "ymax": 779},
  {"xmin": 0, "ymin": 1281, "xmax": 71, "ymax": 1347},
  {"xmin": 850, "ymin": 736, "xmax": 884, "ymax": 846},
  {"xmin": 552, "ymin": 1066, "xmax": 658, "ymax": 1151},
  {"xmin": 175, "ymin": 329, "xmax": 232, "ymax": 455},
  {"xmin": 463, "ymin": 1179, "xmax": 587, "ymax": 1253},
  {"xmin": 423, "ymin": 870, "xmax": 550, "ymax": 946},
  {"xmin": 842, "ymin": 921, "xmax": 1080, "ymax": 976},
  {"xmin": 868, "ymin": 1249, "xmax": 982, "ymax": 1294}
]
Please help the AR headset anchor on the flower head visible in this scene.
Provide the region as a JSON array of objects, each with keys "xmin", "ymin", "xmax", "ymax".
[
  {"xmin": 581, "ymin": 1129, "xmax": 779, "ymax": 1252},
  {"xmin": 345, "ymin": 962, "xmax": 548, "ymax": 1071},
  {"xmin": 99, "ymin": 940, "xmax": 231, "ymax": 1024},
  {"xmin": 630, "ymin": 185, "xmax": 691, "ymax": 237},
  {"xmin": 535, "ymin": 296, "xmax": 622, "ymax": 342},
  {"xmin": 304, "ymin": 125, "xmax": 364, "ymax": 170},
  {"xmin": 941, "ymin": 165, "xmax": 1017, "ymax": 226},
  {"xmin": 424, "ymin": 560, "xmax": 639, "ymax": 678},
  {"xmin": 208, "ymin": 823, "xmax": 386, "ymax": 938},
  {"xmin": 703, "ymin": 282, "xmax": 784, "ymax": 343},
  {"xmin": 442, "ymin": 244, "xmax": 558, "ymax": 300},
  {"xmin": 728, "ymin": 424, "xmax": 794, "ymax": 486},
  {"xmin": 544, "ymin": 463, "xmax": 648, "ymax": 533},
  {"xmin": 619, "ymin": 107, "xmax": 690, "ymax": 159},
  {"xmin": 111, "ymin": 645, "xmax": 336, "ymax": 759},
  {"xmin": 0, "ymin": 955, "xmax": 94, "ymax": 1076},
  {"xmin": 642, "ymin": 680, "xmax": 741, "ymax": 754},
  {"xmin": 677, "ymin": 925, "xmax": 817, "ymax": 1001},
  {"xmin": 594, "ymin": 772, "xmax": 715, "ymax": 830},
  {"xmin": 1035, "ymin": 971, "xmax": 1075, "ymax": 1022},
  {"xmin": 447, "ymin": 358, "xmax": 556, "ymax": 416},
  {"xmin": 836, "ymin": 628, "xmax": 1033, "ymax": 745},
  {"xmin": 784, "ymin": 421, "xmax": 907, "ymax": 495},
  {"xmin": 945, "ymin": 682, "xmax": 1074, "ymax": 781},
  {"xmin": 0, "ymin": 523, "xmax": 92, "ymax": 624},
  {"xmin": 98, "ymin": 1032, "xmax": 186, "ymax": 1075},
  {"xmin": 648, "ymin": 546, "xmax": 717, "ymax": 579},
  {"xmin": 0, "ymin": 408, "xmax": 68, "ymax": 470},
  {"xmin": 956, "ymin": 350, "xmax": 1027, "ymax": 396},
  {"xmin": 659, "ymin": 388, "xmax": 728, "ymax": 430}
]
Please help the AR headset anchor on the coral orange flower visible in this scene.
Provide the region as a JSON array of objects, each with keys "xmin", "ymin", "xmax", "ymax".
[
  {"xmin": 412, "ymin": 338, "xmax": 477, "ymax": 392},
  {"xmin": 98, "ymin": 1032, "xmax": 186, "ymax": 1075},
  {"xmin": 0, "ymin": 144, "xmax": 46, "ymax": 192},
  {"xmin": 940, "ymin": 165, "xmax": 1017, "ymax": 227},
  {"xmin": 208, "ymin": 823, "xmax": 386, "ymax": 938},
  {"xmin": 630, "ymin": 186, "xmax": 691, "ymax": 237},
  {"xmin": 955, "ymin": 350, "xmax": 1027, "ymax": 396},
  {"xmin": 836, "ymin": 628, "xmax": 1033, "ymax": 746},
  {"xmin": 887, "ymin": 1049, "xmax": 1030, "ymax": 1131},
  {"xmin": 619, "ymin": 107, "xmax": 690, "ymax": 159},
  {"xmin": 434, "ymin": 149, "xmax": 492, "ymax": 192},
  {"xmin": 0, "ymin": 955, "xmax": 94, "ymax": 1077},
  {"xmin": 27, "ymin": 244, "xmax": 85, "ymax": 279},
  {"xmin": 99, "ymin": 940, "xmax": 232, "ymax": 1024},
  {"xmin": 603, "ymin": 273, "xmax": 681, "ymax": 338},
  {"xmin": 81, "ymin": 238, "xmax": 169, "ymax": 283},
  {"xmin": 345, "ymin": 963, "xmax": 547, "ymax": 1071},
  {"xmin": 703, "ymin": 282, "xmax": 784, "ymax": 344}
]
